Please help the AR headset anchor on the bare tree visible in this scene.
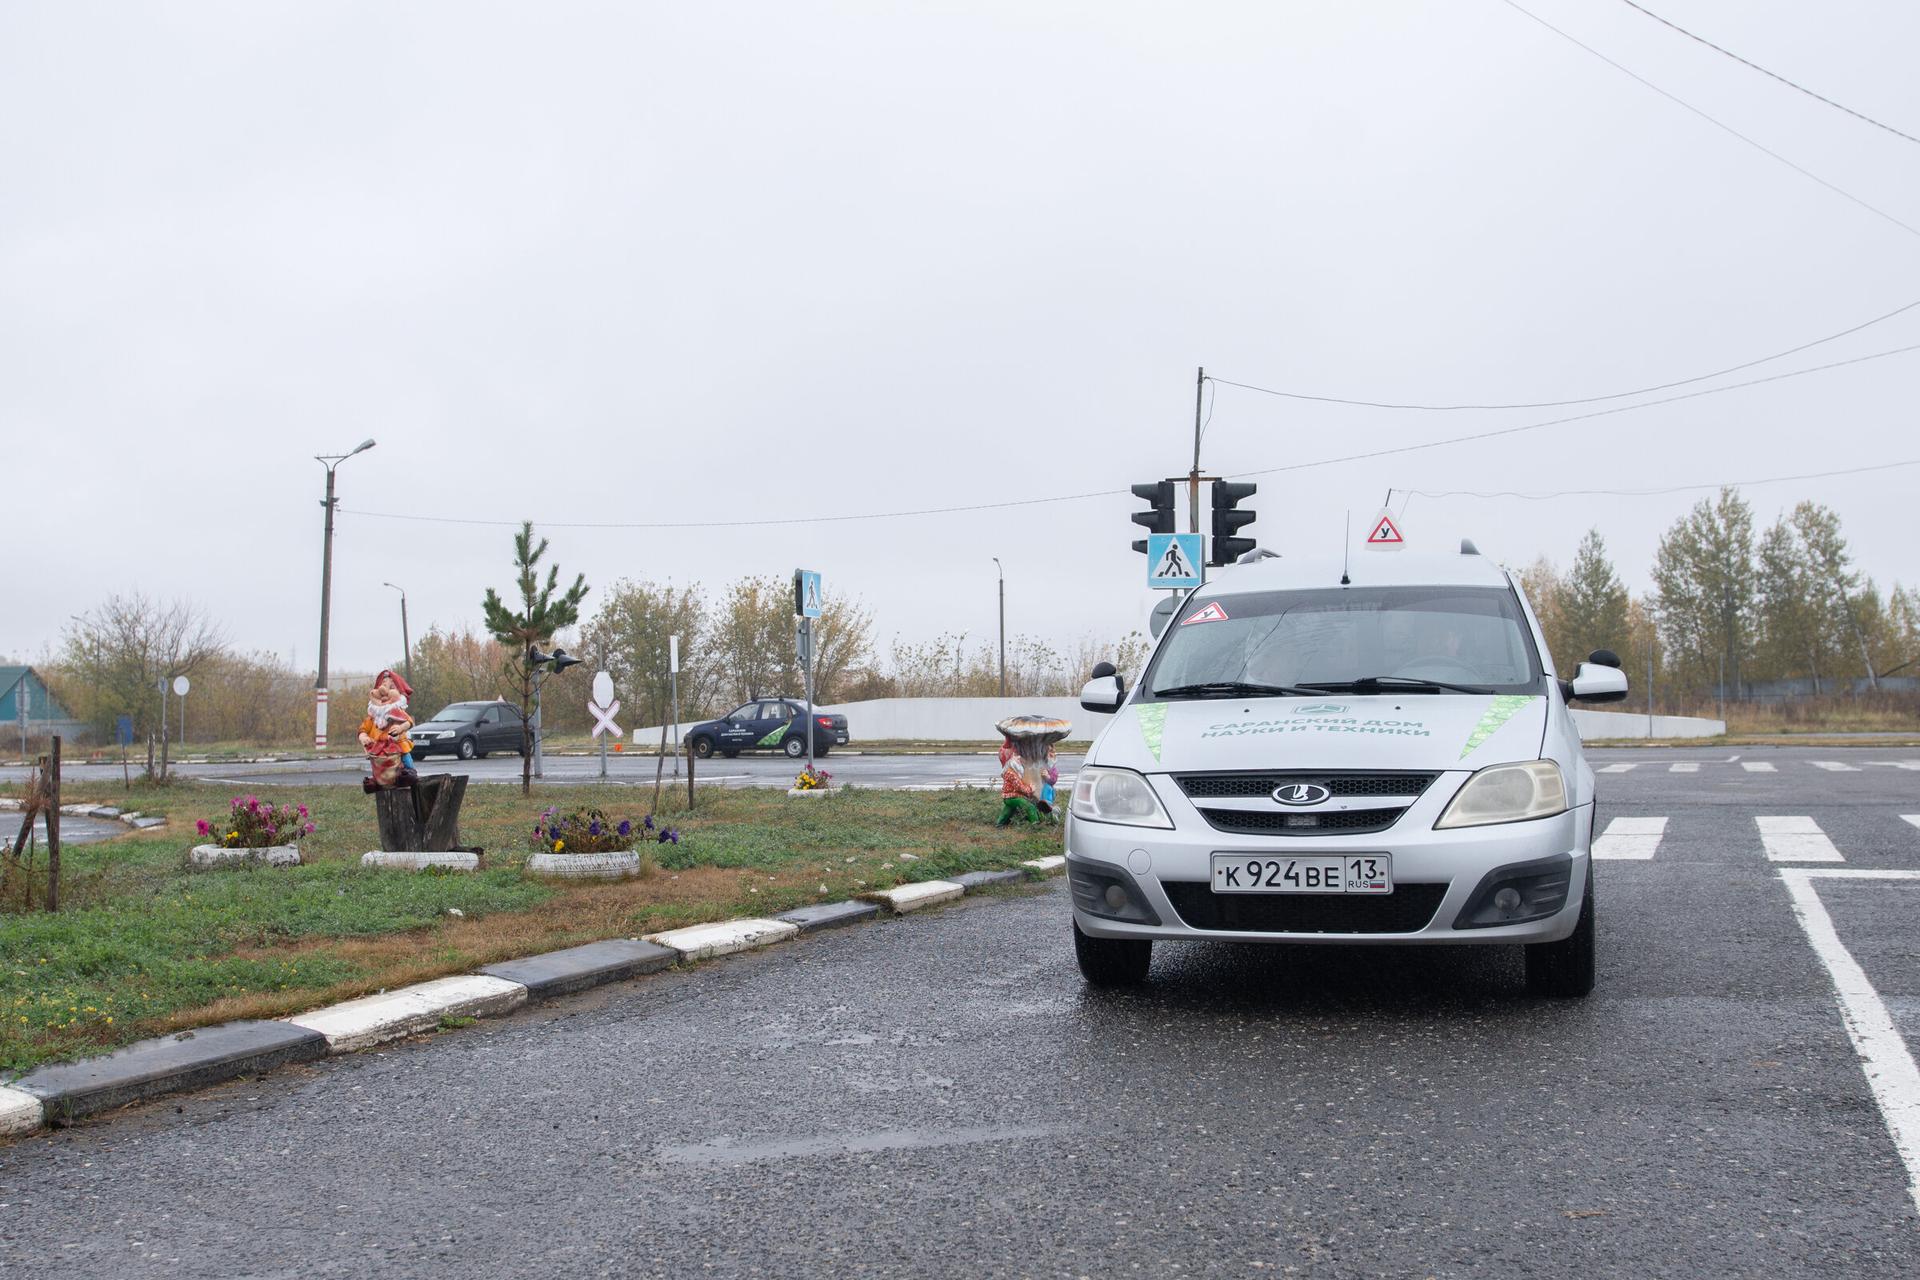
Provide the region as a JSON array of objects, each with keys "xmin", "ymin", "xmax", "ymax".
[{"xmin": 57, "ymin": 592, "xmax": 223, "ymax": 776}]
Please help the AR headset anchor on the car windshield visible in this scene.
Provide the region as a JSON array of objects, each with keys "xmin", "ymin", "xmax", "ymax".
[
  {"xmin": 1144, "ymin": 586, "xmax": 1544, "ymax": 699},
  {"xmin": 432, "ymin": 705, "xmax": 485, "ymax": 723}
]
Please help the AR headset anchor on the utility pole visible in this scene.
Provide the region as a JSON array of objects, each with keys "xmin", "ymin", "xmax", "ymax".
[
  {"xmin": 314, "ymin": 439, "xmax": 376, "ymax": 749},
  {"xmin": 1189, "ymin": 366, "xmax": 1205, "ymax": 533},
  {"xmin": 993, "ymin": 557, "xmax": 1006, "ymax": 697},
  {"xmin": 384, "ymin": 582, "xmax": 412, "ymax": 688}
]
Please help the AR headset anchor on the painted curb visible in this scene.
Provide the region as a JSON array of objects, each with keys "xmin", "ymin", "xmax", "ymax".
[
  {"xmin": 525, "ymin": 851, "xmax": 643, "ymax": 880},
  {"xmin": 284, "ymin": 975, "xmax": 528, "ymax": 1053},
  {"xmin": 776, "ymin": 900, "xmax": 881, "ymax": 933},
  {"xmin": 861, "ymin": 880, "xmax": 965, "ymax": 913},
  {"xmin": 8, "ymin": 1020, "xmax": 328, "ymax": 1122},
  {"xmin": 481, "ymin": 939, "xmax": 676, "ymax": 998},
  {"xmin": 952, "ymin": 869, "xmax": 1026, "ymax": 891},
  {"xmin": 1020, "ymin": 855, "xmax": 1067, "ymax": 875},
  {"xmin": 0, "ymin": 1086, "xmax": 44, "ymax": 1136},
  {"xmin": 190, "ymin": 844, "xmax": 301, "ymax": 868},
  {"xmin": 645, "ymin": 918, "xmax": 798, "ymax": 961},
  {"xmin": 360, "ymin": 850, "xmax": 480, "ymax": 872}
]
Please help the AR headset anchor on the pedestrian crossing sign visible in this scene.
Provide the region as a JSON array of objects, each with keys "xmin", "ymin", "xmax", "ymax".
[{"xmin": 1147, "ymin": 532, "xmax": 1204, "ymax": 589}]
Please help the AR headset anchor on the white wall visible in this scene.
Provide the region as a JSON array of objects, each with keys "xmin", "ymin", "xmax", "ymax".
[{"xmin": 632, "ymin": 698, "xmax": 1724, "ymax": 744}]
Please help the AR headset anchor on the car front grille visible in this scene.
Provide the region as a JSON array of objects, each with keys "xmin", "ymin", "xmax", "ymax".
[
  {"xmin": 1160, "ymin": 881, "xmax": 1449, "ymax": 933},
  {"xmin": 1173, "ymin": 771, "xmax": 1438, "ymax": 837}
]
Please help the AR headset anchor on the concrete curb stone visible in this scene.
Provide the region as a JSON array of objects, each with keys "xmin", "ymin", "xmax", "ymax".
[
  {"xmin": 481, "ymin": 939, "xmax": 675, "ymax": 998},
  {"xmin": 860, "ymin": 880, "xmax": 965, "ymax": 913},
  {"xmin": 284, "ymin": 975, "xmax": 528, "ymax": 1053},
  {"xmin": 1020, "ymin": 855, "xmax": 1066, "ymax": 875},
  {"xmin": 646, "ymin": 918, "xmax": 799, "ymax": 961},
  {"xmin": 9, "ymin": 1021, "xmax": 328, "ymax": 1122},
  {"xmin": 776, "ymin": 900, "xmax": 881, "ymax": 933},
  {"xmin": 0, "ymin": 1086, "xmax": 44, "ymax": 1136},
  {"xmin": 952, "ymin": 869, "xmax": 1026, "ymax": 891}
]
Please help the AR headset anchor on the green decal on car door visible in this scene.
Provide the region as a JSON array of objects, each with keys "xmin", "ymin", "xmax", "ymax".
[
  {"xmin": 756, "ymin": 725, "xmax": 789, "ymax": 748},
  {"xmin": 1460, "ymin": 695, "xmax": 1536, "ymax": 759}
]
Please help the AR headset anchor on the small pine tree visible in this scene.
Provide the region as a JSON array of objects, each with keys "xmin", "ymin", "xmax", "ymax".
[{"xmin": 481, "ymin": 522, "xmax": 589, "ymax": 794}]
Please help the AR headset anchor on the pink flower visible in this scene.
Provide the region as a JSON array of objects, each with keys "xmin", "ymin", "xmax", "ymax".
[
  {"xmin": 196, "ymin": 819, "xmax": 211, "ymax": 836},
  {"xmin": 296, "ymin": 804, "xmax": 309, "ymax": 818},
  {"xmin": 303, "ymin": 822, "xmax": 316, "ymax": 835}
]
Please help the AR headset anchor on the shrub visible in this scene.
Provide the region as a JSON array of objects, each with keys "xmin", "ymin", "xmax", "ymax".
[{"xmin": 194, "ymin": 795, "xmax": 315, "ymax": 848}]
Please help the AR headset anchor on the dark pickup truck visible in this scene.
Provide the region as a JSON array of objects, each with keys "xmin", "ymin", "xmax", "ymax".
[{"xmin": 686, "ymin": 698, "xmax": 849, "ymax": 759}]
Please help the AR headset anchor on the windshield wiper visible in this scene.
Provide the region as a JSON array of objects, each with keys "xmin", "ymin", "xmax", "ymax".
[
  {"xmin": 1154, "ymin": 681, "xmax": 1321, "ymax": 700},
  {"xmin": 1298, "ymin": 675, "xmax": 1495, "ymax": 695}
]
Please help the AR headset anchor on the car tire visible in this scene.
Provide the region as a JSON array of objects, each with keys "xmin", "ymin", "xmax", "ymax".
[
  {"xmin": 815, "ymin": 744, "xmax": 831, "ymax": 757},
  {"xmin": 1073, "ymin": 920, "xmax": 1152, "ymax": 987},
  {"xmin": 721, "ymin": 748, "xmax": 740, "ymax": 758},
  {"xmin": 457, "ymin": 736, "xmax": 478, "ymax": 761},
  {"xmin": 783, "ymin": 736, "xmax": 806, "ymax": 759},
  {"xmin": 690, "ymin": 736, "xmax": 715, "ymax": 759},
  {"xmin": 1525, "ymin": 864, "xmax": 1595, "ymax": 998}
]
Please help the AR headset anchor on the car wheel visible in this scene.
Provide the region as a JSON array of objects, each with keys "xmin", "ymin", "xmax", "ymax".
[
  {"xmin": 1525, "ymin": 864, "xmax": 1595, "ymax": 998},
  {"xmin": 720, "ymin": 748, "xmax": 741, "ymax": 758},
  {"xmin": 690, "ymin": 736, "xmax": 715, "ymax": 759},
  {"xmin": 1073, "ymin": 920, "xmax": 1152, "ymax": 987},
  {"xmin": 783, "ymin": 736, "xmax": 806, "ymax": 759},
  {"xmin": 457, "ymin": 736, "xmax": 478, "ymax": 761},
  {"xmin": 815, "ymin": 744, "xmax": 831, "ymax": 757}
]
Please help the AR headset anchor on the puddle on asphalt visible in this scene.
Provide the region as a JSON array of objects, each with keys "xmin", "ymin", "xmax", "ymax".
[{"xmin": 655, "ymin": 1122, "xmax": 1064, "ymax": 1167}]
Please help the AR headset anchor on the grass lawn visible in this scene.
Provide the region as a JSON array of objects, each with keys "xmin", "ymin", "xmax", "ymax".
[{"xmin": 0, "ymin": 777, "xmax": 1061, "ymax": 1075}]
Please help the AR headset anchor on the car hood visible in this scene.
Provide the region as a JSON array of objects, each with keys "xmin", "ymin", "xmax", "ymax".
[{"xmin": 1090, "ymin": 694, "xmax": 1548, "ymax": 774}]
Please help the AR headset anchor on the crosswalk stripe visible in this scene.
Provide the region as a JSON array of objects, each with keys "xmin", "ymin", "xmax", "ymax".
[
  {"xmin": 1757, "ymin": 815, "xmax": 1845, "ymax": 862},
  {"xmin": 1904, "ymin": 815, "xmax": 1920, "ymax": 832},
  {"xmin": 1670, "ymin": 762, "xmax": 1700, "ymax": 773},
  {"xmin": 1593, "ymin": 816, "xmax": 1667, "ymax": 860},
  {"xmin": 1741, "ymin": 761, "xmax": 1777, "ymax": 773},
  {"xmin": 1598, "ymin": 763, "xmax": 1637, "ymax": 773},
  {"xmin": 1811, "ymin": 760, "xmax": 1861, "ymax": 772}
]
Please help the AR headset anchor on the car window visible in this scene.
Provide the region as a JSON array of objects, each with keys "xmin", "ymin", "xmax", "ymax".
[
  {"xmin": 1144, "ymin": 585, "xmax": 1545, "ymax": 697},
  {"xmin": 727, "ymin": 705, "xmax": 757, "ymax": 722},
  {"xmin": 762, "ymin": 702, "xmax": 790, "ymax": 720},
  {"xmin": 436, "ymin": 705, "xmax": 484, "ymax": 723}
]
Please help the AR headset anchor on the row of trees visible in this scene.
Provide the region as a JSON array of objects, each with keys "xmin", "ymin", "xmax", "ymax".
[{"xmin": 1524, "ymin": 490, "xmax": 1918, "ymax": 702}]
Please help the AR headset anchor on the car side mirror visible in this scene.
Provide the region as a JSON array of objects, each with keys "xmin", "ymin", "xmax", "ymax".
[
  {"xmin": 1568, "ymin": 661, "xmax": 1630, "ymax": 703},
  {"xmin": 1090, "ymin": 661, "xmax": 1117, "ymax": 680},
  {"xmin": 1079, "ymin": 674, "xmax": 1125, "ymax": 714},
  {"xmin": 1589, "ymin": 648, "xmax": 1622, "ymax": 669}
]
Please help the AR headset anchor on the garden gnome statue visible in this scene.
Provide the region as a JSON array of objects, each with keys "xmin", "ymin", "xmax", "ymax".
[
  {"xmin": 358, "ymin": 669, "xmax": 417, "ymax": 793},
  {"xmin": 995, "ymin": 714, "xmax": 1071, "ymax": 826}
]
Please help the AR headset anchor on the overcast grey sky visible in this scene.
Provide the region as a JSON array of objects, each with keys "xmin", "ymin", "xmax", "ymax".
[{"xmin": 5, "ymin": 0, "xmax": 1916, "ymax": 673}]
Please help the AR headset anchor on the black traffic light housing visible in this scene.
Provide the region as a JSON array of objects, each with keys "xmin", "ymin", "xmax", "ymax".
[
  {"xmin": 1130, "ymin": 481, "xmax": 1176, "ymax": 555},
  {"xmin": 1209, "ymin": 481, "xmax": 1257, "ymax": 565},
  {"xmin": 529, "ymin": 645, "xmax": 583, "ymax": 675}
]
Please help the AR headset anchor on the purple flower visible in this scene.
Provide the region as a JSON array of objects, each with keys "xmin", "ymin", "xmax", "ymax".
[
  {"xmin": 616, "ymin": 820, "xmax": 631, "ymax": 837},
  {"xmin": 658, "ymin": 828, "xmax": 678, "ymax": 845},
  {"xmin": 643, "ymin": 815, "xmax": 655, "ymax": 831},
  {"xmin": 588, "ymin": 820, "xmax": 601, "ymax": 836}
]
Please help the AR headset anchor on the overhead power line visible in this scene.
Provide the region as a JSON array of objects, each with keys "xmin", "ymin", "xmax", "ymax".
[
  {"xmin": 1211, "ymin": 296, "xmax": 1920, "ymax": 410},
  {"xmin": 1400, "ymin": 457, "xmax": 1920, "ymax": 502},
  {"xmin": 1497, "ymin": 0, "xmax": 1920, "ymax": 241},
  {"xmin": 1615, "ymin": 0, "xmax": 1920, "ymax": 148}
]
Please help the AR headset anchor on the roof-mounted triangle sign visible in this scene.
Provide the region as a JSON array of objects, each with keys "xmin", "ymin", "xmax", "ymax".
[{"xmin": 1364, "ymin": 509, "xmax": 1405, "ymax": 551}]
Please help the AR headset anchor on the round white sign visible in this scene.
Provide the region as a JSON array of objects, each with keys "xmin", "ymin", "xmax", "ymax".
[
  {"xmin": 591, "ymin": 671, "xmax": 614, "ymax": 706},
  {"xmin": 172, "ymin": 675, "xmax": 191, "ymax": 697}
]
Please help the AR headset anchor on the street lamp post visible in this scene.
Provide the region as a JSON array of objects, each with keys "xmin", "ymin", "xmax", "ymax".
[
  {"xmin": 383, "ymin": 581, "xmax": 412, "ymax": 689},
  {"xmin": 313, "ymin": 439, "xmax": 376, "ymax": 749},
  {"xmin": 992, "ymin": 557, "xmax": 1006, "ymax": 698}
]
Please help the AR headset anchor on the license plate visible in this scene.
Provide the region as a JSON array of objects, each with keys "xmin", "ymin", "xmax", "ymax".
[{"xmin": 1210, "ymin": 854, "xmax": 1393, "ymax": 894}]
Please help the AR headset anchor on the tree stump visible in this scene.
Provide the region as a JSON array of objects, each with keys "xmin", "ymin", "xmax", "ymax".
[{"xmin": 372, "ymin": 774, "xmax": 472, "ymax": 855}]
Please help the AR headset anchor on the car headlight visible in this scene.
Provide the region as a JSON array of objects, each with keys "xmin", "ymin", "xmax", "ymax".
[
  {"xmin": 1070, "ymin": 766, "xmax": 1174, "ymax": 829},
  {"xmin": 1434, "ymin": 760, "xmax": 1567, "ymax": 829}
]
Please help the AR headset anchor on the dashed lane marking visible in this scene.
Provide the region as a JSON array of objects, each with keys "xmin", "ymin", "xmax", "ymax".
[
  {"xmin": 1669, "ymin": 762, "xmax": 1700, "ymax": 774},
  {"xmin": 1592, "ymin": 816, "xmax": 1667, "ymax": 860},
  {"xmin": 1757, "ymin": 815, "xmax": 1845, "ymax": 863},
  {"xmin": 1866, "ymin": 761, "xmax": 1920, "ymax": 770},
  {"xmin": 1741, "ymin": 761, "xmax": 1777, "ymax": 773},
  {"xmin": 1778, "ymin": 868, "xmax": 1920, "ymax": 1218},
  {"xmin": 1598, "ymin": 763, "xmax": 1637, "ymax": 773},
  {"xmin": 1904, "ymin": 815, "xmax": 1920, "ymax": 832},
  {"xmin": 1812, "ymin": 760, "xmax": 1862, "ymax": 772}
]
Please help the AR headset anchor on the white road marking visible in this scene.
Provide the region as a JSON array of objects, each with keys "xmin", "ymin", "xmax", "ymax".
[
  {"xmin": 1903, "ymin": 815, "xmax": 1920, "ymax": 832},
  {"xmin": 1592, "ymin": 816, "xmax": 1667, "ymax": 860},
  {"xmin": 1757, "ymin": 815, "xmax": 1845, "ymax": 863},
  {"xmin": 1598, "ymin": 763, "xmax": 1637, "ymax": 774},
  {"xmin": 1811, "ymin": 760, "xmax": 1861, "ymax": 772},
  {"xmin": 1777, "ymin": 868, "xmax": 1920, "ymax": 1217},
  {"xmin": 1865, "ymin": 761, "xmax": 1920, "ymax": 770},
  {"xmin": 1669, "ymin": 762, "xmax": 1700, "ymax": 773},
  {"xmin": 1741, "ymin": 761, "xmax": 1777, "ymax": 773}
]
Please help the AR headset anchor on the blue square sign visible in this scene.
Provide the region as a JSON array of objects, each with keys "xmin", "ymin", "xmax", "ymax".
[{"xmin": 1146, "ymin": 533, "xmax": 1204, "ymax": 588}]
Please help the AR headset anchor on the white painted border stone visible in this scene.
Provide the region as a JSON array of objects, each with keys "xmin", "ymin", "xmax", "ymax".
[
  {"xmin": 1020, "ymin": 855, "xmax": 1066, "ymax": 875},
  {"xmin": 361, "ymin": 851, "xmax": 480, "ymax": 872},
  {"xmin": 786, "ymin": 787, "xmax": 835, "ymax": 797},
  {"xmin": 284, "ymin": 975, "xmax": 527, "ymax": 1053},
  {"xmin": 526, "ymin": 851, "xmax": 642, "ymax": 879},
  {"xmin": 645, "ymin": 918, "xmax": 797, "ymax": 961},
  {"xmin": 191, "ymin": 844, "xmax": 301, "ymax": 868},
  {"xmin": 1, "ymin": 1085, "xmax": 44, "ymax": 1137},
  {"xmin": 862, "ymin": 880, "xmax": 964, "ymax": 913}
]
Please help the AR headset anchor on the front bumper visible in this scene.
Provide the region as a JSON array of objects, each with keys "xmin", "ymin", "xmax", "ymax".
[{"xmin": 1066, "ymin": 771, "xmax": 1593, "ymax": 946}]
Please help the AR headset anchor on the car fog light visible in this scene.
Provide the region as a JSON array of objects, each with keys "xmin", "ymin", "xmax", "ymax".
[
  {"xmin": 1103, "ymin": 885, "xmax": 1129, "ymax": 912},
  {"xmin": 1493, "ymin": 887, "xmax": 1522, "ymax": 914}
]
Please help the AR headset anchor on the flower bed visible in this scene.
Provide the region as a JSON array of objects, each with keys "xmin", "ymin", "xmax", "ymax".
[
  {"xmin": 525, "ymin": 807, "xmax": 677, "ymax": 880},
  {"xmin": 189, "ymin": 796, "xmax": 315, "ymax": 869}
]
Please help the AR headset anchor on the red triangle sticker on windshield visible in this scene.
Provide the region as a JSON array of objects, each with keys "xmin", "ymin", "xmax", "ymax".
[{"xmin": 1181, "ymin": 601, "xmax": 1230, "ymax": 625}]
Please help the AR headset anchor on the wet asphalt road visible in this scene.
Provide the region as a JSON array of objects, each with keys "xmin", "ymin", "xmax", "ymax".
[{"xmin": 3, "ymin": 750, "xmax": 1919, "ymax": 1276}]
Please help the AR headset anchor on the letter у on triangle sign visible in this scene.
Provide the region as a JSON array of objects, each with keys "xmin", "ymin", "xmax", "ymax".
[
  {"xmin": 1146, "ymin": 532, "xmax": 1204, "ymax": 589},
  {"xmin": 1365, "ymin": 509, "xmax": 1405, "ymax": 551}
]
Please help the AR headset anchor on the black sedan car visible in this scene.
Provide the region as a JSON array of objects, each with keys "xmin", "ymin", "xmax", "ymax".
[
  {"xmin": 686, "ymin": 699, "xmax": 849, "ymax": 759},
  {"xmin": 409, "ymin": 701, "xmax": 528, "ymax": 760}
]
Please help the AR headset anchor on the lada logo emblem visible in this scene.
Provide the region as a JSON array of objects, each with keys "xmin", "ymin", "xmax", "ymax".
[
  {"xmin": 1292, "ymin": 703, "xmax": 1347, "ymax": 715},
  {"xmin": 1272, "ymin": 783, "xmax": 1331, "ymax": 806}
]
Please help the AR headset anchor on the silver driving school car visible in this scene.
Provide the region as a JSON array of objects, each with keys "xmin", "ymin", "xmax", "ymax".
[{"xmin": 1068, "ymin": 544, "xmax": 1629, "ymax": 997}]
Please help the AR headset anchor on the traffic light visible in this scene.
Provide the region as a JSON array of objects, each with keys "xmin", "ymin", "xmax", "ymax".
[
  {"xmin": 1130, "ymin": 481, "xmax": 1175, "ymax": 555},
  {"xmin": 1209, "ymin": 481, "xmax": 1257, "ymax": 565}
]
